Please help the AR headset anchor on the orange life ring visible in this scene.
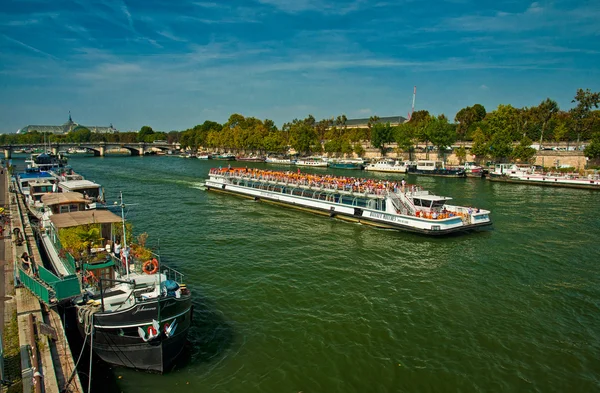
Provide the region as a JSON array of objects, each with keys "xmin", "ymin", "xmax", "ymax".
[{"xmin": 143, "ymin": 258, "xmax": 159, "ymax": 275}]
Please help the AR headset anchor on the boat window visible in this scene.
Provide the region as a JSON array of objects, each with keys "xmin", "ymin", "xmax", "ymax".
[
  {"xmin": 413, "ymin": 198, "xmax": 422, "ymax": 207},
  {"xmin": 432, "ymin": 200, "xmax": 446, "ymax": 209},
  {"xmin": 354, "ymin": 197, "xmax": 368, "ymax": 207}
]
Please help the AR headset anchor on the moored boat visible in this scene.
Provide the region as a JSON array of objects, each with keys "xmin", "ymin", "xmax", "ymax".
[
  {"xmin": 327, "ymin": 158, "xmax": 365, "ymax": 170},
  {"xmin": 265, "ymin": 156, "xmax": 294, "ymax": 165},
  {"xmin": 37, "ymin": 193, "xmax": 192, "ymax": 372},
  {"xmin": 236, "ymin": 154, "xmax": 265, "ymax": 162},
  {"xmin": 408, "ymin": 160, "xmax": 466, "ymax": 178},
  {"xmin": 212, "ymin": 153, "xmax": 236, "ymax": 160},
  {"xmin": 364, "ymin": 158, "xmax": 410, "ymax": 173},
  {"xmin": 489, "ymin": 164, "xmax": 600, "ymax": 190},
  {"xmin": 461, "ymin": 162, "xmax": 487, "ymax": 178},
  {"xmin": 204, "ymin": 167, "xmax": 492, "ymax": 236},
  {"xmin": 295, "ymin": 157, "xmax": 328, "ymax": 167}
]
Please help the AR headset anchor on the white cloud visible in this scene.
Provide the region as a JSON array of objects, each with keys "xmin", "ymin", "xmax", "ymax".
[{"xmin": 480, "ymin": 84, "xmax": 489, "ymax": 90}]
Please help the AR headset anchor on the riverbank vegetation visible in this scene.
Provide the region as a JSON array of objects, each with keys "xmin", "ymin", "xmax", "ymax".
[{"xmin": 2, "ymin": 89, "xmax": 599, "ymax": 163}]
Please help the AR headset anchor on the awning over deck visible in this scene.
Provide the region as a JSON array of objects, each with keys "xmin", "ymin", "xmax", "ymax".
[
  {"xmin": 42, "ymin": 192, "xmax": 87, "ymax": 206},
  {"xmin": 50, "ymin": 209, "xmax": 122, "ymax": 229}
]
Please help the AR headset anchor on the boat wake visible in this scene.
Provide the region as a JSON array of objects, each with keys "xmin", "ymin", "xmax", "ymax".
[{"xmin": 190, "ymin": 181, "xmax": 206, "ymax": 190}]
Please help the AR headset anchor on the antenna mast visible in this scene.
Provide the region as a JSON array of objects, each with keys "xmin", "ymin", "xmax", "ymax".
[{"xmin": 408, "ymin": 86, "xmax": 416, "ymax": 120}]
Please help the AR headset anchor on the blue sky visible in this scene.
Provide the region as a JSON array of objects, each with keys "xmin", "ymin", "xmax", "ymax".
[{"xmin": 1, "ymin": 0, "xmax": 599, "ymax": 133}]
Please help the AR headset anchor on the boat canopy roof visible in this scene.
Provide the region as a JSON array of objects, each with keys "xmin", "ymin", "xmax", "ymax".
[
  {"xmin": 50, "ymin": 210, "xmax": 121, "ymax": 229},
  {"xmin": 17, "ymin": 171, "xmax": 55, "ymax": 180},
  {"xmin": 413, "ymin": 193, "xmax": 452, "ymax": 202},
  {"xmin": 42, "ymin": 192, "xmax": 87, "ymax": 206},
  {"xmin": 58, "ymin": 179, "xmax": 100, "ymax": 190}
]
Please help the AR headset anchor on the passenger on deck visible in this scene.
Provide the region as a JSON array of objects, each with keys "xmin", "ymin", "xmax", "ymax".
[
  {"xmin": 114, "ymin": 240, "xmax": 121, "ymax": 257},
  {"xmin": 21, "ymin": 252, "xmax": 31, "ymax": 272}
]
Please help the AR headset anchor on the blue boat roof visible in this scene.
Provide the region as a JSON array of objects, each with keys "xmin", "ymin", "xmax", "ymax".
[{"xmin": 17, "ymin": 172, "xmax": 55, "ymax": 180}]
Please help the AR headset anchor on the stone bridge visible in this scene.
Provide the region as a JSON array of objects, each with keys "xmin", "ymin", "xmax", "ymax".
[{"xmin": 0, "ymin": 142, "xmax": 179, "ymax": 159}]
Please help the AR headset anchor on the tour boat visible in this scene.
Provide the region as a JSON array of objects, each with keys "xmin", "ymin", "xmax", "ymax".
[
  {"xmin": 38, "ymin": 193, "xmax": 192, "ymax": 372},
  {"xmin": 489, "ymin": 164, "xmax": 600, "ymax": 190},
  {"xmin": 295, "ymin": 157, "xmax": 328, "ymax": 167},
  {"xmin": 327, "ymin": 158, "xmax": 365, "ymax": 170},
  {"xmin": 408, "ymin": 160, "xmax": 466, "ymax": 177},
  {"xmin": 197, "ymin": 153, "xmax": 212, "ymax": 160},
  {"xmin": 364, "ymin": 159, "xmax": 411, "ymax": 173},
  {"xmin": 205, "ymin": 167, "xmax": 492, "ymax": 236}
]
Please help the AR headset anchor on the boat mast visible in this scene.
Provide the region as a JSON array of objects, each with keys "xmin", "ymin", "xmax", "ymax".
[{"xmin": 119, "ymin": 191, "xmax": 130, "ymax": 279}]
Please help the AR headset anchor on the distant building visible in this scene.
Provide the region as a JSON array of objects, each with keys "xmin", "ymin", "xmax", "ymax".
[
  {"xmin": 343, "ymin": 116, "xmax": 408, "ymax": 129},
  {"xmin": 17, "ymin": 113, "xmax": 119, "ymax": 134}
]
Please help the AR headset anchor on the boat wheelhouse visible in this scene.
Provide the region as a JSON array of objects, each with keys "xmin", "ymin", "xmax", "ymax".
[
  {"xmin": 205, "ymin": 168, "xmax": 492, "ymax": 236},
  {"xmin": 57, "ymin": 179, "xmax": 104, "ymax": 205}
]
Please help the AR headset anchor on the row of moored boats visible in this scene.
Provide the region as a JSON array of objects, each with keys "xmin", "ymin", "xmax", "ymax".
[{"xmin": 14, "ymin": 151, "xmax": 192, "ymax": 373}]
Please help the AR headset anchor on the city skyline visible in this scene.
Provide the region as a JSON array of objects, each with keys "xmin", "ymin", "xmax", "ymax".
[{"xmin": 1, "ymin": 0, "xmax": 599, "ymax": 133}]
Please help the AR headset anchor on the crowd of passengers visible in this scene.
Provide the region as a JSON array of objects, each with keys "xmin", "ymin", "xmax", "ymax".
[
  {"xmin": 210, "ymin": 167, "xmax": 422, "ymax": 195},
  {"xmin": 210, "ymin": 167, "xmax": 480, "ymax": 219}
]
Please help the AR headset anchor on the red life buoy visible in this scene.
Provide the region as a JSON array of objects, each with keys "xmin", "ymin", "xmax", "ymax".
[
  {"xmin": 143, "ymin": 258, "xmax": 159, "ymax": 275},
  {"xmin": 147, "ymin": 325, "xmax": 157, "ymax": 336}
]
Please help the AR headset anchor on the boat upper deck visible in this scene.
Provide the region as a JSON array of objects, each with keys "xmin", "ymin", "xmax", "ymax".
[{"xmin": 209, "ymin": 167, "xmax": 454, "ymax": 202}]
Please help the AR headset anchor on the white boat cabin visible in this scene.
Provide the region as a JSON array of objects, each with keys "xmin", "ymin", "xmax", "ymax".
[
  {"xmin": 416, "ymin": 160, "xmax": 445, "ymax": 171},
  {"xmin": 58, "ymin": 179, "xmax": 103, "ymax": 202}
]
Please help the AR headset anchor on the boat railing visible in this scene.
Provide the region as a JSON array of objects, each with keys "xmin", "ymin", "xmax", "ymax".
[
  {"xmin": 389, "ymin": 191, "xmax": 416, "ymax": 215},
  {"xmin": 213, "ymin": 169, "xmax": 399, "ymax": 197}
]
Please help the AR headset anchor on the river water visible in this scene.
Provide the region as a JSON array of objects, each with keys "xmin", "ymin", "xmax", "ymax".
[{"xmin": 16, "ymin": 155, "xmax": 600, "ymax": 392}]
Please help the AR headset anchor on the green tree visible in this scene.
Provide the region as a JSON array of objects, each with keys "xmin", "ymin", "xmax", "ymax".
[
  {"xmin": 455, "ymin": 146, "xmax": 467, "ymax": 164},
  {"xmin": 489, "ymin": 129, "xmax": 514, "ymax": 162},
  {"xmin": 512, "ymin": 136, "xmax": 536, "ymax": 163},
  {"xmin": 393, "ymin": 123, "xmax": 416, "ymax": 160},
  {"xmin": 290, "ymin": 122, "xmax": 319, "ymax": 155},
  {"xmin": 427, "ymin": 115, "xmax": 456, "ymax": 161},
  {"xmin": 353, "ymin": 143, "xmax": 365, "ymax": 157},
  {"xmin": 370, "ymin": 122, "xmax": 393, "ymax": 155},
  {"xmin": 533, "ymin": 98, "xmax": 559, "ymax": 149},
  {"xmin": 138, "ymin": 126, "xmax": 154, "ymax": 142},
  {"xmin": 570, "ymin": 88, "xmax": 600, "ymax": 141},
  {"xmin": 471, "ymin": 127, "xmax": 490, "ymax": 162},
  {"xmin": 69, "ymin": 127, "xmax": 92, "ymax": 143},
  {"xmin": 584, "ymin": 131, "xmax": 600, "ymax": 159}
]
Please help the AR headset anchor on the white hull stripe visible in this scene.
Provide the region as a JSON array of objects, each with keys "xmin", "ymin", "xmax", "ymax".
[{"xmin": 93, "ymin": 307, "xmax": 191, "ymax": 329}]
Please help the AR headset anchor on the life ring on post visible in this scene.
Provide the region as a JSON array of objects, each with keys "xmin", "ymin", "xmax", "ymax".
[{"xmin": 143, "ymin": 258, "xmax": 159, "ymax": 275}]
